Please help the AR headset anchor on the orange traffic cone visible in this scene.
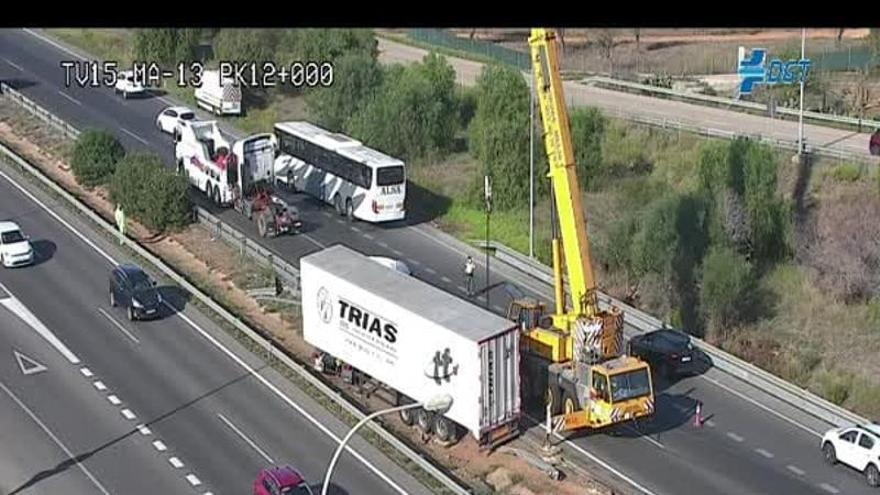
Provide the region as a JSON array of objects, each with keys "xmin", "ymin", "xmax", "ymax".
[{"xmin": 694, "ymin": 401, "xmax": 703, "ymax": 427}]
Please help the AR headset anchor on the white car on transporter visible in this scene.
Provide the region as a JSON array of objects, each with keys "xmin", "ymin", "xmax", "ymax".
[
  {"xmin": 0, "ymin": 221, "xmax": 34, "ymax": 268},
  {"xmin": 155, "ymin": 106, "xmax": 196, "ymax": 136},
  {"xmin": 821, "ymin": 422, "xmax": 880, "ymax": 487}
]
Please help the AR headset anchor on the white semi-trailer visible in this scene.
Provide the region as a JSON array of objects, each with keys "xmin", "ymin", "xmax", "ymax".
[{"xmin": 301, "ymin": 244, "xmax": 521, "ymax": 447}]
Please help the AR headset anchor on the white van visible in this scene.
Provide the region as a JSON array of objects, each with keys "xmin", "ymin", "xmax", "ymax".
[{"xmin": 195, "ymin": 70, "xmax": 241, "ymax": 116}]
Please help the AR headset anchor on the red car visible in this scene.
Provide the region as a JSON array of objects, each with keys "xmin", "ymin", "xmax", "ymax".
[{"xmin": 253, "ymin": 466, "xmax": 314, "ymax": 495}]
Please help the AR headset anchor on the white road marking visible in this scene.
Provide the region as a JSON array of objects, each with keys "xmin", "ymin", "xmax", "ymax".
[
  {"xmin": 406, "ymin": 258, "xmax": 421, "ymax": 266},
  {"xmin": 425, "ymin": 267, "xmax": 436, "ymax": 275},
  {"xmin": 1, "ymin": 150, "xmax": 407, "ymax": 495},
  {"xmin": 0, "ymin": 380, "xmax": 111, "ymax": 494},
  {"xmin": 186, "ymin": 474, "xmax": 202, "ymax": 486},
  {"xmin": 98, "ymin": 308, "xmax": 140, "ymax": 343},
  {"xmin": 522, "ymin": 413, "xmax": 658, "ymax": 495},
  {"xmin": 819, "ymin": 483, "xmax": 839, "ymax": 494},
  {"xmin": 441, "ymin": 276, "xmax": 452, "ymax": 283},
  {"xmin": 705, "ymin": 420, "xmax": 716, "ymax": 427},
  {"xmin": 80, "ymin": 367, "xmax": 93, "ymax": 377},
  {"xmin": 726, "ymin": 432, "xmax": 744, "ymax": 442},
  {"xmin": 23, "ymin": 29, "xmax": 87, "ymax": 61},
  {"xmin": 57, "ymin": 90, "xmax": 82, "ymax": 106},
  {"xmin": 755, "ymin": 448, "xmax": 774, "ymax": 459},
  {"xmin": 122, "ymin": 128, "xmax": 149, "ymax": 146},
  {"xmin": 787, "ymin": 465, "xmax": 805, "ymax": 476},
  {"xmin": 107, "ymin": 395, "xmax": 121, "ymax": 405},
  {"xmin": 391, "ymin": 249, "xmax": 403, "ymax": 256},
  {"xmin": 121, "ymin": 408, "xmax": 136, "ymax": 420},
  {"xmin": 377, "ymin": 241, "xmax": 389, "ymax": 248},
  {"xmin": 217, "ymin": 413, "xmax": 275, "ymax": 464},
  {"xmin": 362, "ymin": 233, "xmax": 374, "ymax": 240},
  {"xmin": 0, "ymin": 286, "xmax": 80, "ymax": 364},
  {"xmin": 301, "ymin": 234, "xmax": 326, "ymax": 249},
  {"xmin": 350, "ymin": 226, "xmax": 361, "ymax": 233},
  {"xmin": 153, "ymin": 440, "xmax": 167, "ymax": 452},
  {"xmin": 14, "ymin": 350, "xmax": 47, "ymax": 375},
  {"xmin": 457, "ymin": 286, "xmax": 467, "ymax": 293},
  {"xmin": 170, "ymin": 307, "xmax": 409, "ymax": 495},
  {"xmin": 700, "ymin": 374, "xmax": 822, "ymax": 438},
  {"xmin": 137, "ymin": 424, "xmax": 152, "ymax": 436},
  {"xmin": 94, "ymin": 381, "xmax": 107, "ymax": 391},
  {"xmin": 169, "ymin": 457, "xmax": 184, "ymax": 469},
  {"xmin": 3, "ymin": 58, "xmax": 24, "ymax": 72},
  {"xmin": 493, "ymin": 305, "xmax": 505, "ymax": 312}
]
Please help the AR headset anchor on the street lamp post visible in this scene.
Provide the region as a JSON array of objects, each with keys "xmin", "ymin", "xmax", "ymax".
[
  {"xmin": 798, "ymin": 28, "xmax": 806, "ymax": 155},
  {"xmin": 484, "ymin": 175, "xmax": 492, "ymax": 309},
  {"xmin": 321, "ymin": 395, "xmax": 453, "ymax": 495}
]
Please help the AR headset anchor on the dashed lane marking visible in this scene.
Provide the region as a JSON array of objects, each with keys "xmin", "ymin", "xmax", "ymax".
[
  {"xmin": 153, "ymin": 440, "xmax": 167, "ymax": 452},
  {"xmin": 787, "ymin": 465, "xmax": 805, "ymax": 476},
  {"xmin": 107, "ymin": 395, "xmax": 121, "ymax": 406},
  {"xmin": 137, "ymin": 424, "xmax": 152, "ymax": 436},
  {"xmin": 121, "ymin": 128, "xmax": 149, "ymax": 146},
  {"xmin": 3, "ymin": 58, "xmax": 25, "ymax": 71},
  {"xmin": 425, "ymin": 267, "xmax": 436, "ymax": 275},
  {"xmin": 58, "ymin": 90, "xmax": 82, "ymax": 106},
  {"xmin": 362, "ymin": 233, "xmax": 374, "ymax": 240},
  {"xmin": 441, "ymin": 276, "xmax": 452, "ymax": 283},
  {"xmin": 755, "ymin": 448, "xmax": 774, "ymax": 459},
  {"xmin": 819, "ymin": 483, "xmax": 839, "ymax": 494},
  {"xmin": 169, "ymin": 457, "xmax": 184, "ymax": 469},
  {"xmin": 80, "ymin": 367, "xmax": 93, "ymax": 378},
  {"xmin": 186, "ymin": 474, "xmax": 202, "ymax": 487},
  {"xmin": 93, "ymin": 381, "xmax": 107, "ymax": 391},
  {"xmin": 726, "ymin": 432, "xmax": 744, "ymax": 442},
  {"xmin": 121, "ymin": 409, "xmax": 136, "ymax": 420}
]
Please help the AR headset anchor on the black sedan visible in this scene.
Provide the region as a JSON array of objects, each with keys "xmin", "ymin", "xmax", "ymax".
[
  {"xmin": 627, "ymin": 329, "xmax": 698, "ymax": 379},
  {"xmin": 109, "ymin": 263, "xmax": 163, "ymax": 321}
]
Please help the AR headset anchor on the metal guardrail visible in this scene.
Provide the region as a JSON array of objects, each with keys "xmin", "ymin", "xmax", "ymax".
[
  {"xmin": 583, "ymin": 75, "xmax": 880, "ymax": 132},
  {"xmin": 475, "ymin": 240, "xmax": 869, "ymax": 429},
  {"xmin": 0, "ymin": 87, "xmax": 471, "ymax": 495},
  {"xmin": 0, "ymin": 82, "xmax": 81, "ymax": 140}
]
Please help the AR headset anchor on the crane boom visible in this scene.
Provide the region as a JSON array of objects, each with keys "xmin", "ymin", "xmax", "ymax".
[{"xmin": 528, "ymin": 28, "xmax": 598, "ymax": 321}]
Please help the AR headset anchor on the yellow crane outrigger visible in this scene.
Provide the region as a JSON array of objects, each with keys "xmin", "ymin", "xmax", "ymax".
[{"xmin": 509, "ymin": 28, "xmax": 655, "ymax": 433}]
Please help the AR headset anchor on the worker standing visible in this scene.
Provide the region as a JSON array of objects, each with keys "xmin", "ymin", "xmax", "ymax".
[
  {"xmin": 114, "ymin": 204, "xmax": 126, "ymax": 245},
  {"xmin": 464, "ymin": 255, "xmax": 476, "ymax": 296}
]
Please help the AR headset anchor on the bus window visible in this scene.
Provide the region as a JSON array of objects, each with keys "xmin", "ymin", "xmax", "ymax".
[{"xmin": 376, "ymin": 166, "xmax": 405, "ymax": 186}]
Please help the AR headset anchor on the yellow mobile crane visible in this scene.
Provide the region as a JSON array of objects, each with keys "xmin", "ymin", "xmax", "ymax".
[{"xmin": 508, "ymin": 29, "xmax": 655, "ymax": 433}]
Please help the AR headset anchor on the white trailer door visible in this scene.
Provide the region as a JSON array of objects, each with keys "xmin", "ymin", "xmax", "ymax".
[{"xmin": 479, "ymin": 329, "xmax": 520, "ymax": 433}]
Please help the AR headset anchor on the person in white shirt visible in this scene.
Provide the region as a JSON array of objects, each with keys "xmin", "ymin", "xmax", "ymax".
[{"xmin": 464, "ymin": 256, "xmax": 476, "ymax": 296}]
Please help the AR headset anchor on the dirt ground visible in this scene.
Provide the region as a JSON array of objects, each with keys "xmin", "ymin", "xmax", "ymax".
[{"xmin": 0, "ymin": 96, "xmax": 610, "ymax": 495}]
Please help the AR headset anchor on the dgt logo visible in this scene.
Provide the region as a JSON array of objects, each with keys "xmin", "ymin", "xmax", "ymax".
[{"xmin": 738, "ymin": 48, "xmax": 811, "ymax": 95}]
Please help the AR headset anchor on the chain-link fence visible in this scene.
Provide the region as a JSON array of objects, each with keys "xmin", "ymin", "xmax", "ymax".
[{"xmin": 408, "ymin": 28, "xmax": 530, "ymax": 71}]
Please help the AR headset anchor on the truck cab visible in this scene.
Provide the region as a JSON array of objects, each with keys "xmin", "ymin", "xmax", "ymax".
[{"xmin": 175, "ymin": 120, "xmax": 236, "ymax": 205}]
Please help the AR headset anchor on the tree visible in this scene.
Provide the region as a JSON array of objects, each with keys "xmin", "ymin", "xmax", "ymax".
[
  {"xmin": 109, "ymin": 154, "xmax": 191, "ymax": 233},
  {"xmin": 699, "ymin": 245, "xmax": 757, "ymax": 329},
  {"xmin": 213, "ymin": 29, "xmax": 278, "ymax": 67},
  {"xmin": 345, "ymin": 54, "xmax": 458, "ymax": 161},
  {"xmin": 133, "ymin": 29, "xmax": 200, "ymax": 68},
  {"xmin": 628, "ymin": 193, "xmax": 680, "ymax": 277},
  {"xmin": 743, "ymin": 143, "xmax": 789, "ymax": 264},
  {"xmin": 569, "ymin": 107, "xmax": 606, "ymax": 189},
  {"xmin": 467, "ymin": 64, "xmax": 530, "ymax": 210},
  {"xmin": 596, "ymin": 30, "xmax": 616, "ymax": 74},
  {"xmin": 278, "ymin": 29, "xmax": 377, "ymax": 64},
  {"xmin": 306, "ymin": 52, "xmax": 383, "ymax": 132},
  {"xmin": 71, "ymin": 129, "xmax": 125, "ymax": 187},
  {"xmin": 869, "ymin": 29, "xmax": 880, "ymax": 64}
]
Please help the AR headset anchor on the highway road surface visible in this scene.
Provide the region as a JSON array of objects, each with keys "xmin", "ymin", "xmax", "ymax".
[
  {"xmin": 377, "ymin": 36, "xmax": 875, "ymax": 160},
  {"xmin": 1, "ymin": 28, "xmax": 878, "ymax": 495},
  {"xmin": 0, "ymin": 138, "xmax": 432, "ymax": 492}
]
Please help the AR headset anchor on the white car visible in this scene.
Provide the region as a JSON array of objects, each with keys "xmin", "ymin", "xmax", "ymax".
[
  {"xmin": 114, "ymin": 70, "xmax": 146, "ymax": 99},
  {"xmin": 369, "ymin": 256, "xmax": 412, "ymax": 276},
  {"xmin": 821, "ymin": 423, "xmax": 880, "ymax": 487},
  {"xmin": 0, "ymin": 221, "xmax": 34, "ymax": 268},
  {"xmin": 156, "ymin": 106, "xmax": 196, "ymax": 136}
]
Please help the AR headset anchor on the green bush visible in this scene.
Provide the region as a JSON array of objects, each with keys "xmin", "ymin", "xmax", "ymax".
[
  {"xmin": 814, "ymin": 370, "xmax": 853, "ymax": 406},
  {"xmin": 306, "ymin": 52, "xmax": 383, "ymax": 132},
  {"xmin": 629, "ymin": 194, "xmax": 680, "ymax": 277},
  {"xmin": 109, "ymin": 153, "xmax": 192, "ymax": 233},
  {"xmin": 744, "ymin": 143, "xmax": 789, "ymax": 264},
  {"xmin": 828, "ymin": 163, "xmax": 862, "ymax": 182},
  {"xmin": 848, "ymin": 377, "xmax": 880, "ymax": 417},
  {"xmin": 699, "ymin": 245, "xmax": 756, "ymax": 328},
  {"xmin": 71, "ymin": 129, "xmax": 125, "ymax": 187},
  {"xmin": 570, "ymin": 107, "xmax": 606, "ymax": 189},
  {"xmin": 602, "ymin": 121, "xmax": 648, "ymax": 175}
]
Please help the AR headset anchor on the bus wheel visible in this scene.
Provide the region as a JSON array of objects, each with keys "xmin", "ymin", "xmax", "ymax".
[
  {"xmin": 345, "ymin": 199, "xmax": 354, "ymax": 221},
  {"xmin": 434, "ymin": 416, "xmax": 456, "ymax": 443}
]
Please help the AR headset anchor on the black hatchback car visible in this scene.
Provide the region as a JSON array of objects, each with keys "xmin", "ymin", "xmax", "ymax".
[
  {"xmin": 109, "ymin": 264, "xmax": 162, "ymax": 321},
  {"xmin": 627, "ymin": 329, "xmax": 697, "ymax": 379}
]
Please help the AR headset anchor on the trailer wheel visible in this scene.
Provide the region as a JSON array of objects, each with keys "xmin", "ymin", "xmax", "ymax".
[
  {"xmin": 257, "ymin": 213, "xmax": 268, "ymax": 238},
  {"xmin": 433, "ymin": 416, "xmax": 456, "ymax": 443},
  {"xmin": 416, "ymin": 408, "xmax": 433, "ymax": 435},
  {"xmin": 399, "ymin": 406, "xmax": 416, "ymax": 426}
]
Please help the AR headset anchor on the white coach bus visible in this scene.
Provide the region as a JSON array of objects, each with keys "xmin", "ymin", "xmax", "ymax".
[{"xmin": 273, "ymin": 121, "xmax": 406, "ymax": 223}]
